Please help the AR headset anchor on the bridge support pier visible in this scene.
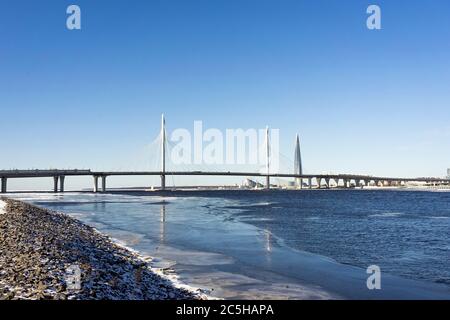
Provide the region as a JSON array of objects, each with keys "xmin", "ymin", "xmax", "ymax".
[
  {"xmin": 316, "ymin": 177, "xmax": 322, "ymax": 189},
  {"xmin": 325, "ymin": 178, "xmax": 330, "ymax": 189},
  {"xmin": 59, "ymin": 176, "xmax": 65, "ymax": 192},
  {"xmin": 93, "ymin": 176, "xmax": 99, "ymax": 193},
  {"xmin": 343, "ymin": 179, "xmax": 349, "ymax": 188},
  {"xmin": 1, "ymin": 177, "xmax": 7, "ymax": 193},
  {"xmin": 308, "ymin": 178, "xmax": 312, "ymax": 189},
  {"xmin": 161, "ymin": 174, "xmax": 166, "ymax": 191},
  {"xmin": 101, "ymin": 176, "xmax": 107, "ymax": 192},
  {"xmin": 53, "ymin": 176, "xmax": 59, "ymax": 193},
  {"xmin": 266, "ymin": 176, "xmax": 270, "ymax": 189},
  {"xmin": 295, "ymin": 178, "xmax": 302, "ymax": 189}
]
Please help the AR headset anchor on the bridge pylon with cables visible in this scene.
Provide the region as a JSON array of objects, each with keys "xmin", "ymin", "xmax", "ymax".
[{"xmin": 160, "ymin": 114, "xmax": 166, "ymax": 191}]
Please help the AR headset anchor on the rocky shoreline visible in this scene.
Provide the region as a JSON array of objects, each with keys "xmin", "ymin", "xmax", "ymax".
[{"xmin": 0, "ymin": 198, "xmax": 206, "ymax": 300}]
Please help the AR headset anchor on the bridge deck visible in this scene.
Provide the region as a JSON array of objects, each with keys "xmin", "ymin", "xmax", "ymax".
[{"xmin": 1, "ymin": 169, "xmax": 449, "ymax": 183}]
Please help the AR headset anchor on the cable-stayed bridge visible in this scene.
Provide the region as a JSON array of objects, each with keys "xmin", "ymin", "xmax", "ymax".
[
  {"xmin": 1, "ymin": 169, "xmax": 449, "ymax": 193},
  {"xmin": 1, "ymin": 115, "xmax": 449, "ymax": 193}
]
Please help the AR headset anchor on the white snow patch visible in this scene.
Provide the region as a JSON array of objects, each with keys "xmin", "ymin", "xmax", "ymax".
[
  {"xmin": 0, "ymin": 200, "xmax": 6, "ymax": 215},
  {"xmin": 113, "ymin": 237, "xmax": 214, "ymax": 299},
  {"xmin": 90, "ymin": 227, "xmax": 214, "ymax": 300}
]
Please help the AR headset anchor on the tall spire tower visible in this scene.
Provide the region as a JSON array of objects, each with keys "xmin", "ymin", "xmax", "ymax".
[{"xmin": 294, "ymin": 134, "xmax": 302, "ymax": 188}]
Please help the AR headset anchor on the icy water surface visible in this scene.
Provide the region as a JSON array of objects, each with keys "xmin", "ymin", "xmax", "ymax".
[{"xmin": 9, "ymin": 189, "xmax": 450, "ymax": 299}]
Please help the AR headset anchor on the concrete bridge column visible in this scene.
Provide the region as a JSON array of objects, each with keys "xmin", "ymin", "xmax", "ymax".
[
  {"xmin": 266, "ymin": 176, "xmax": 270, "ymax": 190},
  {"xmin": 161, "ymin": 174, "xmax": 166, "ymax": 191},
  {"xmin": 93, "ymin": 176, "xmax": 99, "ymax": 193},
  {"xmin": 316, "ymin": 177, "xmax": 322, "ymax": 189},
  {"xmin": 344, "ymin": 179, "xmax": 349, "ymax": 188},
  {"xmin": 308, "ymin": 178, "xmax": 312, "ymax": 189},
  {"xmin": 59, "ymin": 176, "xmax": 65, "ymax": 192},
  {"xmin": 335, "ymin": 178, "xmax": 340, "ymax": 188},
  {"xmin": 53, "ymin": 176, "xmax": 59, "ymax": 193},
  {"xmin": 325, "ymin": 178, "xmax": 330, "ymax": 189},
  {"xmin": 101, "ymin": 176, "xmax": 107, "ymax": 192},
  {"xmin": 1, "ymin": 177, "xmax": 7, "ymax": 193}
]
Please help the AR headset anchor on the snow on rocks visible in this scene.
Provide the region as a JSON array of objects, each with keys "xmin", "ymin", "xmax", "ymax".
[{"xmin": 0, "ymin": 198, "xmax": 207, "ymax": 300}]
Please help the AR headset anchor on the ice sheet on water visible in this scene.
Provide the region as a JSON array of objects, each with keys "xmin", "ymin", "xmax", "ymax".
[{"xmin": 368, "ymin": 212, "xmax": 404, "ymax": 218}]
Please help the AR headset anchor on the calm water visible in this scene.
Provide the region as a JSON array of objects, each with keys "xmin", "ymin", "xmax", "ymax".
[{"xmin": 9, "ymin": 189, "xmax": 450, "ymax": 299}]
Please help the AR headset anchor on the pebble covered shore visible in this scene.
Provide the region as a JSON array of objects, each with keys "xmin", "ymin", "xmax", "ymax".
[{"xmin": 0, "ymin": 198, "xmax": 205, "ymax": 300}]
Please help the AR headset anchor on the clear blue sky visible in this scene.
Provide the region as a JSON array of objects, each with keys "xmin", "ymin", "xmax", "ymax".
[{"xmin": 1, "ymin": 0, "xmax": 449, "ymax": 189}]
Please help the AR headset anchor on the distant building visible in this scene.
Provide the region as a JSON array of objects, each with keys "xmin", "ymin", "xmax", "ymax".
[{"xmin": 242, "ymin": 178, "xmax": 264, "ymax": 189}]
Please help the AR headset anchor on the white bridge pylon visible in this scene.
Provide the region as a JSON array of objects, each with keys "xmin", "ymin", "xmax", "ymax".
[{"xmin": 160, "ymin": 114, "xmax": 166, "ymax": 190}]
